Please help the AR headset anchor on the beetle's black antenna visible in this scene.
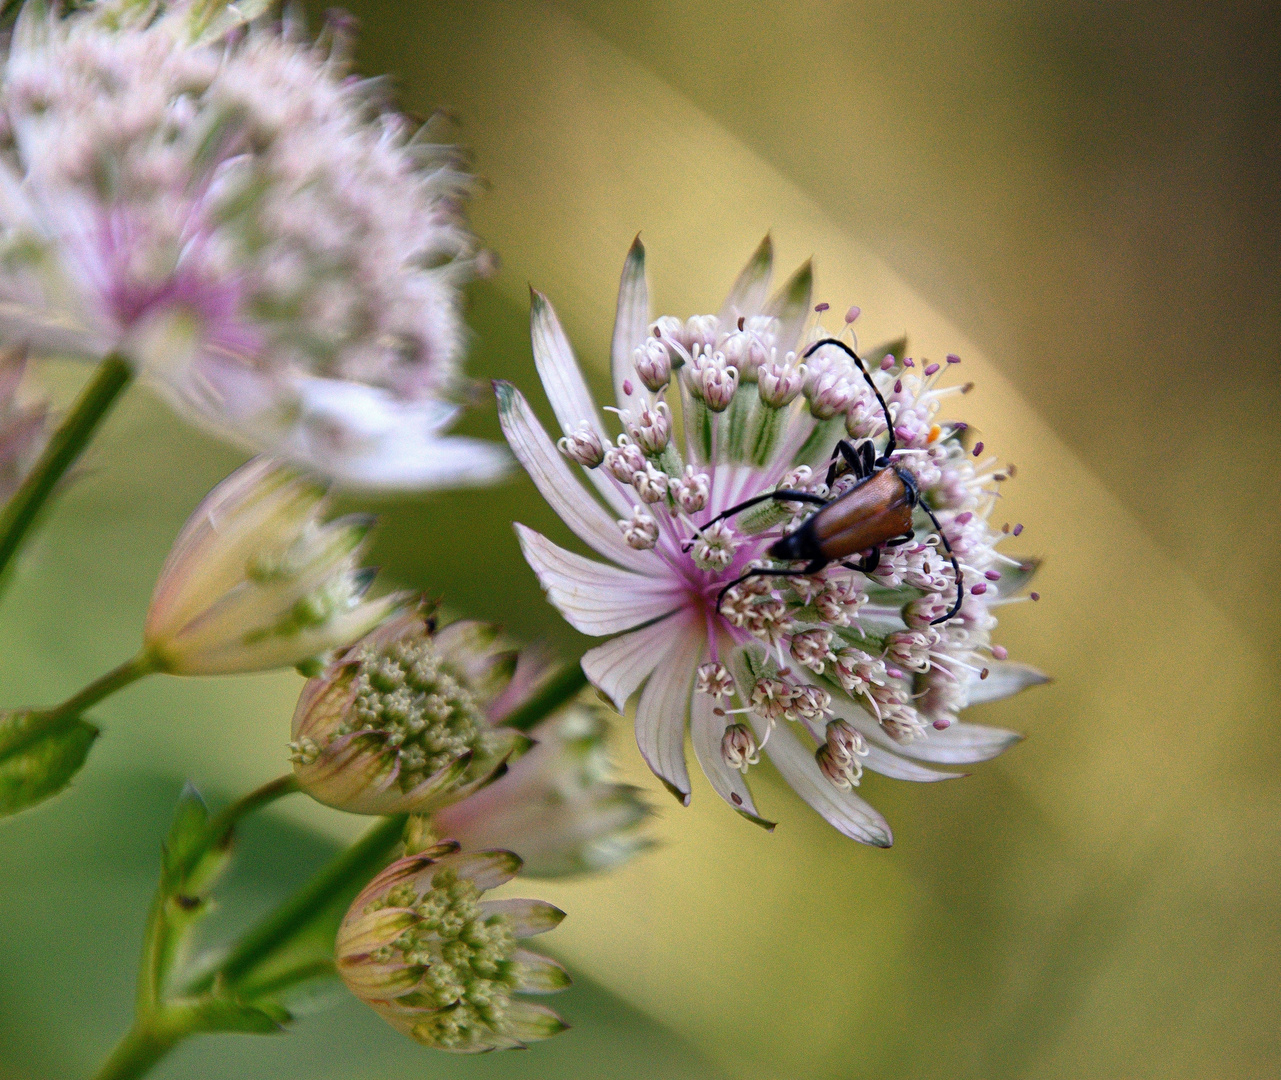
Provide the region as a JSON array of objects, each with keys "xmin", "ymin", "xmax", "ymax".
[
  {"xmin": 915, "ymin": 500, "xmax": 964, "ymax": 625},
  {"xmin": 803, "ymin": 338, "xmax": 897, "ymax": 463},
  {"xmin": 693, "ymin": 489, "xmax": 828, "ymax": 538}
]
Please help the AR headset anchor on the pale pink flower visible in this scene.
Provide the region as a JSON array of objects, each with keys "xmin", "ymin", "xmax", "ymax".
[
  {"xmin": 497, "ymin": 236, "xmax": 1048, "ymax": 846},
  {"xmin": 0, "ymin": 0, "xmax": 507, "ymax": 488}
]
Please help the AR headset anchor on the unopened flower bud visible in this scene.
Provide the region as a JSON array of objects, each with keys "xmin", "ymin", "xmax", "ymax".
[
  {"xmin": 790, "ymin": 628, "xmax": 834, "ymax": 674},
  {"xmin": 816, "ymin": 742, "xmax": 862, "ymax": 789},
  {"xmin": 337, "ymin": 845, "xmax": 569, "ymax": 1052},
  {"xmin": 683, "ymin": 314, "xmax": 721, "ymax": 352},
  {"xmin": 290, "ymin": 612, "xmax": 528, "ymax": 814},
  {"xmin": 751, "ymin": 676, "xmax": 799, "ymax": 722},
  {"xmin": 602, "ymin": 440, "xmax": 647, "ymax": 483},
  {"xmin": 805, "ymin": 372, "xmax": 861, "ymax": 420},
  {"xmin": 720, "ymin": 330, "xmax": 769, "ymax": 381},
  {"xmin": 758, "ymin": 358, "xmax": 805, "ymax": 407},
  {"xmin": 815, "ymin": 578, "xmax": 867, "ymax": 626},
  {"xmin": 626, "ymin": 401, "xmax": 671, "ymax": 454},
  {"xmin": 698, "ymin": 355, "xmax": 739, "ymax": 412},
  {"xmin": 618, "ymin": 506, "xmax": 659, "ymax": 549},
  {"xmin": 721, "ymin": 723, "xmax": 759, "ymax": 773},
  {"xmin": 633, "ymin": 338, "xmax": 672, "ymax": 391},
  {"xmin": 886, "ymin": 629, "xmax": 939, "ymax": 673},
  {"xmin": 672, "ymin": 466, "xmax": 710, "ymax": 514},
  {"xmin": 832, "ymin": 647, "xmax": 887, "ymax": 696},
  {"xmin": 632, "ymin": 462, "xmax": 669, "ymax": 504},
  {"xmin": 880, "ymin": 707, "xmax": 928, "ymax": 744},
  {"xmin": 793, "ymin": 684, "xmax": 832, "ymax": 720},
  {"xmin": 144, "ymin": 457, "xmax": 405, "ymax": 676},
  {"xmin": 691, "ymin": 520, "xmax": 737, "ymax": 571},
  {"xmin": 696, "ymin": 662, "xmax": 735, "ymax": 699},
  {"xmin": 826, "ymin": 718, "xmax": 868, "ymax": 763},
  {"xmin": 557, "ymin": 421, "xmax": 604, "ymax": 467}
]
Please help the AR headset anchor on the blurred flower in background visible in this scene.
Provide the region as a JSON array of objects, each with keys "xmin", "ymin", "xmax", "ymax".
[
  {"xmin": 0, "ymin": 345, "xmax": 46, "ymax": 503},
  {"xmin": 0, "ymin": 0, "xmax": 508, "ymax": 488},
  {"xmin": 500, "ymin": 237, "xmax": 1047, "ymax": 844},
  {"xmin": 145, "ymin": 455, "xmax": 403, "ymax": 674},
  {"xmin": 336, "ymin": 841, "xmax": 570, "ymax": 1052}
]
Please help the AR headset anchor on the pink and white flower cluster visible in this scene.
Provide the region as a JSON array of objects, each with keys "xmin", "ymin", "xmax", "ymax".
[
  {"xmin": 0, "ymin": 0, "xmax": 507, "ymax": 488},
  {"xmin": 499, "ymin": 236, "xmax": 1046, "ymax": 846}
]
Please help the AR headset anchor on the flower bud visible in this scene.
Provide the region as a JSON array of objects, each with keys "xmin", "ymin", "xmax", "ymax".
[
  {"xmin": 789, "ymin": 628, "xmax": 834, "ymax": 674},
  {"xmin": 757, "ymin": 358, "xmax": 805, "ymax": 408},
  {"xmin": 695, "ymin": 662, "xmax": 735, "ymax": 699},
  {"xmin": 602, "ymin": 440, "xmax": 646, "ymax": 483},
  {"xmin": 557, "ymin": 421, "xmax": 604, "ymax": 467},
  {"xmin": 816, "ymin": 742, "xmax": 862, "ymax": 789},
  {"xmin": 697, "ymin": 354, "xmax": 739, "ymax": 412},
  {"xmin": 337, "ymin": 844, "xmax": 569, "ymax": 1052},
  {"xmin": 691, "ymin": 520, "xmax": 737, "ymax": 572},
  {"xmin": 719, "ymin": 330, "xmax": 769, "ymax": 381},
  {"xmin": 720, "ymin": 723, "xmax": 758, "ymax": 773},
  {"xmin": 625, "ymin": 401, "xmax": 671, "ymax": 454},
  {"xmin": 671, "ymin": 465, "xmax": 710, "ymax": 514},
  {"xmin": 633, "ymin": 338, "xmax": 672, "ymax": 391},
  {"xmin": 144, "ymin": 457, "xmax": 404, "ymax": 676},
  {"xmin": 825, "ymin": 718, "xmax": 868, "ymax": 764},
  {"xmin": 290, "ymin": 612, "xmax": 529, "ymax": 815},
  {"xmin": 618, "ymin": 506, "xmax": 659, "ymax": 550},
  {"xmin": 632, "ymin": 461, "xmax": 669, "ymax": 504},
  {"xmin": 805, "ymin": 371, "xmax": 861, "ymax": 420},
  {"xmin": 683, "ymin": 314, "xmax": 721, "ymax": 353}
]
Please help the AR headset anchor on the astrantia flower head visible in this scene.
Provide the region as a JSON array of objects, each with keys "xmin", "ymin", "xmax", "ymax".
[
  {"xmin": 0, "ymin": 0, "xmax": 508, "ymax": 488},
  {"xmin": 498, "ymin": 236, "xmax": 1048, "ymax": 845},
  {"xmin": 144, "ymin": 455, "xmax": 403, "ymax": 675},
  {"xmin": 337, "ymin": 842, "xmax": 569, "ymax": 1052},
  {"xmin": 289, "ymin": 612, "xmax": 532, "ymax": 816}
]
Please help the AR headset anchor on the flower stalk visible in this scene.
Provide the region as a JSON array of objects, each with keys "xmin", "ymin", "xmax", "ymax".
[{"xmin": 0, "ymin": 353, "xmax": 131, "ymax": 586}]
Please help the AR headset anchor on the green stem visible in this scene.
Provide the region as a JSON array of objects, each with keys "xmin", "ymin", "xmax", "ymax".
[
  {"xmin": 0, "ymin": 353, "xmax": 131, "ymax": 583},
  {"xmin": 501, "ymin": 661, "xmax": 589, "ymax": 733},
  {"xmin": 43, "ymin": 652, "xmax": 156, "ymax": 725},
  {"xmin": 1, "ymin": 653, "xmax": 155, "ymax": 762},
  {"xmin": 185, "ymin": 814, "xmax": 407, "ymax": 995},
  {"xmin": 205, "ymin": 774, "xmax": 300, "ymax": 851},
  {"xmin": 92, "ymin": 1020, "xmax": 181, "ymax": 1080}
]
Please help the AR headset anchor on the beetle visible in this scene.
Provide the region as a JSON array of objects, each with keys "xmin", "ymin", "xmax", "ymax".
[{"xmin": 708, "ymin": 337, "xmax": 964, "ymax": 625}]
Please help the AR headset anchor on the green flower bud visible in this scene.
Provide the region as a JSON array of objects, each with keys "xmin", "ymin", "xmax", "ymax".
[
  {"xmin": 290, "ymin": 612, "xmax": 529, "ymax": 815},
  {"xmin": 337, "ymin": 842, "xmax": 569, "ymax": 1052}
]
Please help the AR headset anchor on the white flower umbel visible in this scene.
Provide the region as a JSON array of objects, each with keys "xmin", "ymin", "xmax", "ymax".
[
  {"xmin": 497, "ymin": 236, "xmax": 1048, "ymax": 846},
  {"xmin": 145, "ymin": 455, "xmax": 404, "ymax": 675},
  {"xmin": 337, "ymin": 842, "xmax": 569, "ymax": 1052},
  {"xmin": 0, "ymin": 0, "xmax": 508, "ymax": 488}
]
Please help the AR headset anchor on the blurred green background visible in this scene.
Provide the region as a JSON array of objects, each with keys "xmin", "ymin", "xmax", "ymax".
[{"xmin": 2, "ymin": 2, "xmax": 1278, "ymax": 1077}]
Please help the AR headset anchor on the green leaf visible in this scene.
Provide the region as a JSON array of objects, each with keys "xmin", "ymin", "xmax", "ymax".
[
  {"xmin": 0, "ymin": 710, "xmax": 98, "ymax": 818},
  {"xmin": 182, "ymin": 995, "xmax": 291, "ymax": 1034}
]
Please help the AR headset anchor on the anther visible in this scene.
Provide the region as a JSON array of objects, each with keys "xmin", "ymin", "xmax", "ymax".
[
  {"xmin": 971, "ymin": 583, "xmax": 987, "ymax": 595},
  {"xmin": 1030, "ymin": 592, "xmax": 1040, "ymax": 601},
  {"xmin": 845, "ymin": 306, "xmax": 861, "ymax": 323},
  {"xmin": 814, "ymin": 302, "xmax": 830, "ymax": 313},
  {"xmin": 972, "ymin": 442, "xmax": 984, "ymax": 456},
  {"xmin": 985, "ymin": 570, "xmax": 1001, "ymax": 581},
  {"xmin": 980, "ymin": 667, "xmax": 989, "ymax": 680},
  {"xmin": 880, "ymin": 355, "xmax": 895, "ymax": 371},
  {"xmin": 924, "ymin": 363, "xmax": 939, "ymax": 375},
  {"xmin": 991, "ymin": 645, "xmax": 1008, "ymax": 660},
  {"xmin": 1013, "ymin": 523, "xmax": 1024, "ymax": 536},
  {"xmin": 738, "ymin": 316, "xmax": 745, "ymax": 330},
  {"xmin": 623, "ymin": 379, "xmax": 633, "ymax": 396},
  {"xmin": 946, "ymin": 353, "xmax": 961, "ymax": 364}
]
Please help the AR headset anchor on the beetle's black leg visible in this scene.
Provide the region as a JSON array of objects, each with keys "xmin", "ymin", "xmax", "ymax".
[
  {"xmin": 695, "ymin": 489, "xmax": 828, "ymax": 535},
  {"xmin": 803, "ymin": 338, "xmax": 897, "ymax": 462},
  {"xmin": 915, "ymin": 500, "xmax": 964, "ymax": 625},
  {"xmin": 716, "ymin": 560, "xmax": 827, "ymax": 610},
  {"xmin": 859, "ymin": 439, "xmax": 876, "ymax": 477},
  {"xmin": 840, "ymin": 548, "xmax": 881, "ymax": 574},
  {"xmin": 885, "ymin": 530, "xmax": 915, "ymax": 548},
  {"xmin": 826, "ymin": 439, "xmax": 867, "ymax": 486}
]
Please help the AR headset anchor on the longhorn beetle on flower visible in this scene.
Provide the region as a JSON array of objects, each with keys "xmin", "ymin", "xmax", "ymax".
[{"xmin": 707, "ymin": 338, "xmax": 964, "ymax": 622}]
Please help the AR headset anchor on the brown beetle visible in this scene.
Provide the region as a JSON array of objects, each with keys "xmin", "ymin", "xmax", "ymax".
[{"xmin": 710, "ymin": 338, "xmax": 964, "ymax": 625}]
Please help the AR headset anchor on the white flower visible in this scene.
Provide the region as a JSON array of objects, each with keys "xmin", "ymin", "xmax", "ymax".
[
  {"xmin": 144, "ymin": 455, "xmax": 404, "ymax": 675},
  {"xmin": 0, "ymin": 0, "xmax": 508, "ymax": 488},
  {"xmin": 496, "ymin": 235, "xmax": 1048, "ymax": 846}
]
